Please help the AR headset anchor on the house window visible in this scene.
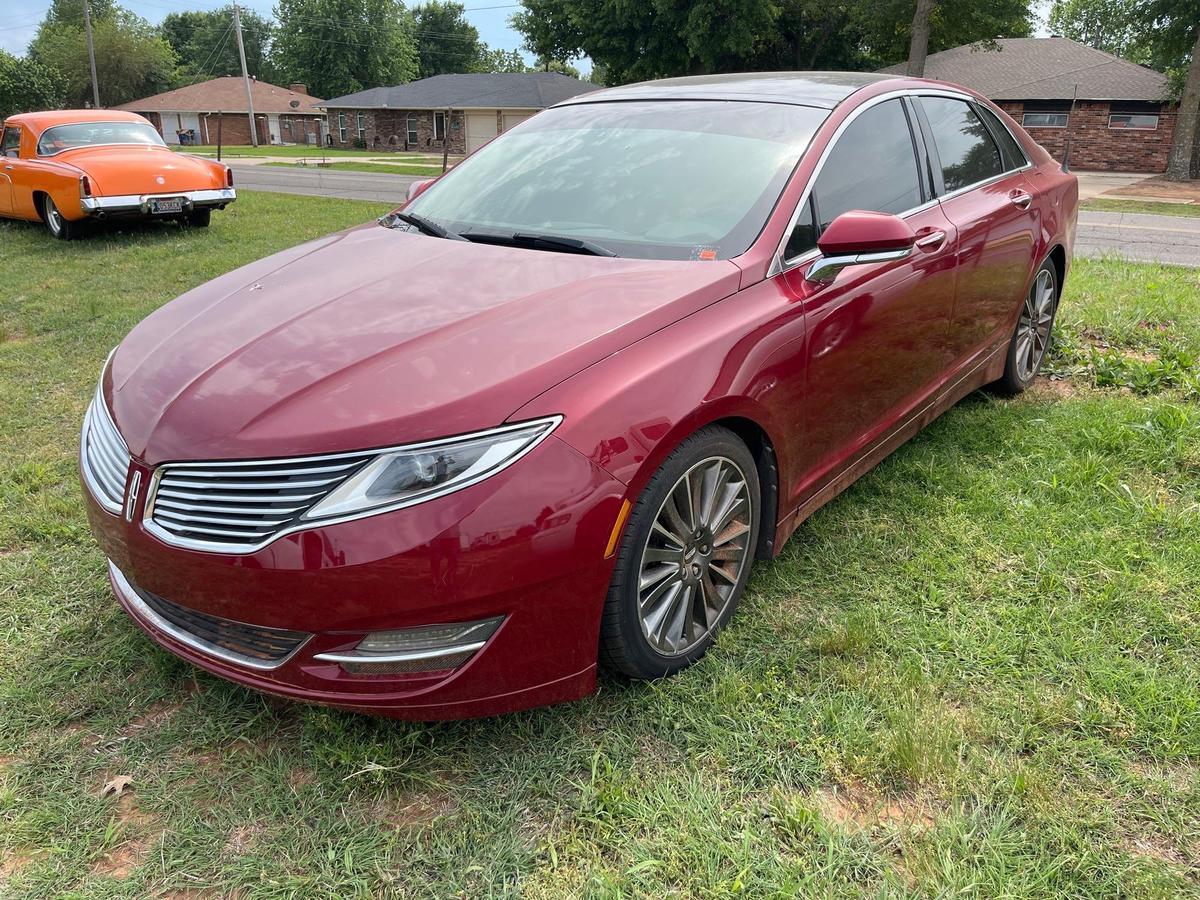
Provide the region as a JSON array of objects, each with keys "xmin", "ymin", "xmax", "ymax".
[
  {"xmin": 434, "ymin": 111, "xmax": 446, "ymax": 142},
  {"xmin": 356, "ymin": 111, "xmax": 366, "ymax": 141},
  {"xmin": 406, "ymin": 114, "xmax": 418, "ymax": 145},
  {"xmin": 338, "ymin": 112, "xmax": 347, "ymax": 143},
  {"xmin": 1109, "ymin": 113, "xmax": 1158, "ymax": 130},
  {"xmin": 1022, "ymin": 112, "xmax": 1069, "ymax": 128}
]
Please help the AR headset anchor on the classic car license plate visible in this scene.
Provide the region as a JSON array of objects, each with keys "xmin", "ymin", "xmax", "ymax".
[{"xmin": 149, "ymin": 197, "xmax": 185, "ymax": 214}]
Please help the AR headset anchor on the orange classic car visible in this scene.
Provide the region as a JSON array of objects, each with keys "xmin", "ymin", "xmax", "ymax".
[{"xmin": 0, "ymin": 110, "xmax": 235, "ymax": 239}]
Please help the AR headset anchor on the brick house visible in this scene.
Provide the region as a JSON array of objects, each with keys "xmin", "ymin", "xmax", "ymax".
[
  {"xmin": 116, "ymin": 77, "xmax": 326, "ymax": 146},
  {"xmin": 882, "ymin": 37, "xmax": 1176, "ymax": 173},
  {"xmin": 319, "ymin": 73, "xmax": 600, "ymax": 154}
]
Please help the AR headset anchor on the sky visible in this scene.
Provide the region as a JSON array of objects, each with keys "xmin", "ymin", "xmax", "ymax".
[{"xmin": 1, "ymin": 0, "xmax": 534, "ymax": 60}]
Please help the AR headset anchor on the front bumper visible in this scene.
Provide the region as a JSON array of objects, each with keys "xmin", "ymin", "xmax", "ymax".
[
  {"xmin": 81, "ymin": 188, "xmax": 236, "ymax": 217},
  {"xmin": 85, "ymin": 435, "xmax": 626, "ymax": 719}
]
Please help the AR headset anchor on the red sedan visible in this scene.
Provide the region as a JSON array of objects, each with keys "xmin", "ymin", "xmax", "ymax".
[{"xmin": 81, "ymin": 73, "xmax": 1077, "ymax": 719}]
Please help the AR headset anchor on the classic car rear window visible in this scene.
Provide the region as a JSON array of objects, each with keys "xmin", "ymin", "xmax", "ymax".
[{"xmin": 37, "ymin": 122, "xmax": 166, "ymax": 156}]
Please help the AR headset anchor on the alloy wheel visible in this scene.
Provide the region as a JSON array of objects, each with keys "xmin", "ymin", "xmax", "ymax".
[
  {"xmin": 636, "ymin": 456, "xmax": 753, "ymax": 657},
  {"xmin": 1014, "ymin": 268, "xmax": 1056, "ymax": 382}
]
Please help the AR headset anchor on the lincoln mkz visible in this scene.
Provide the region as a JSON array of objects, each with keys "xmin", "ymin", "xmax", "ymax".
[{"xmin": 81, "ymin": 73, "xmax": 1077, "ymax": 719}]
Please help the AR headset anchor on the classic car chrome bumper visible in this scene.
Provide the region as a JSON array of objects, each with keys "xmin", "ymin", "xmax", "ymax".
[{"xmin": 80, "ymin": 188, "xmax": 236, "ymax": 215}]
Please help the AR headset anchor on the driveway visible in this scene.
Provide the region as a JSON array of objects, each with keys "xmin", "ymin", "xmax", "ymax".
[{"xmin": 232, "ymin": 163, "xmax": 1199, "ymax": 267}]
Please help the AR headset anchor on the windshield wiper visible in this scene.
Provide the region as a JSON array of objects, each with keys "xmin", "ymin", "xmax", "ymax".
[
  {"xmin": 463, "ymin": 230, "xmax": 617, "ymax": 257},
  {"xmin": 379, "ymin": 211, "xmax": 467, "ymax": 241}
]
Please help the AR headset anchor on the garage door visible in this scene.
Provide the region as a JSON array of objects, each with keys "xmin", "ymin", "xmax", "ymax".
[
  {"xmin": 502, "ymin": 112, "xmax": 534, "ymax": 133},
  {"xmin": 466, "ymin": 113, "xmax": 498, "ymax": 153}
]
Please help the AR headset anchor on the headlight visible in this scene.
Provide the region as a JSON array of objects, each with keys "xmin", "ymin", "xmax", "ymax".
[{"xmin": 303, "ymin": 416, "xmax": 561, "ymax": 521}]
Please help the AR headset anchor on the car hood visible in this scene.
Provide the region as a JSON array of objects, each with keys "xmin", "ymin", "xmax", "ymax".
[
  {"xmin": 109, "ymin": 225, "xmax": 742, "ymax": 465},
  {"xmin": 61, "ymin": 146, "xmax": 218, "ymax": 193}
]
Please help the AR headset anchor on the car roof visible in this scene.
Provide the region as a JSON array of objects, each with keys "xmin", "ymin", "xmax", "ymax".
[
  {"xmin": 3, "ymin": 109, "xmax": 151, "ymax": 134},
  {"xmin": 556, "ymin": 72, "xmax": 903, "ymax": 110}
]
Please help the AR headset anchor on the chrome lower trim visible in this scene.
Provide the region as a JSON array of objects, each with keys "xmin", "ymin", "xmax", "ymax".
[
  {"xmin": 81, "ymin": 188, "xmax": 236, "ymax": 214},
  {"xmin": 108, "ymin": 559, "xmax": 310, "ymax": 671},
  {"xmin": 313, "ymin": 641, "xmax": 487, "ymax": 665}
]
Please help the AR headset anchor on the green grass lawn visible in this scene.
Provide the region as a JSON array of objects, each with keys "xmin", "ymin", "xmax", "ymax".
[
  {"xmin": 2, "ymin": 197, "xmax": 1199, "ymax": 897},
  {"xmin": 263, "ymin": 160, "xmax": 447, "ymax": 176},
  {"xmin": 1083, "ymin": 198, "xmax": 1200, "ymax": 218}
]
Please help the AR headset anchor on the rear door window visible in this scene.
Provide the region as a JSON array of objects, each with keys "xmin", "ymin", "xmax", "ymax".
[
  {"xmin": 974, "ymin": 104, "xmax": 1028, "ymax": 171},
  {"xmin": 919, "ymin": 97, "xmax": 1005, "ymax": 193}
]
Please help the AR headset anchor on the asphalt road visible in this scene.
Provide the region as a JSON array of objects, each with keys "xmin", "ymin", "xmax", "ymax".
[
  {"xmin": 233, "ymin": 163, "xmax": 1200, "ymax": 267},
  {"xmin": 1074, "ymin": 209, "xmax": 1200, "ymax": 267},
  {"xmin": 230, "ymin": 162, "xmax": 420, "ymax": 204}
]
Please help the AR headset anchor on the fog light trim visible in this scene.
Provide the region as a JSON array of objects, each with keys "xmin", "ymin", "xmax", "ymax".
[{"xmin": 313, "ymin": 616, "xmax": 503, "ymax": 675}]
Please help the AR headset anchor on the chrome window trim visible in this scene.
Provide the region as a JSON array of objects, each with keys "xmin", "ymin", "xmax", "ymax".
[
  {"xmin": 771, "ymin": 88, "xmax": 1032, "ymax": 276},
  {"xmin": 108, "ymin": 559, "xmax": 310, "ymax": 671},
  {"xmin": 142, "ymin": 415, "xmax": 564, "ymax": 555}
]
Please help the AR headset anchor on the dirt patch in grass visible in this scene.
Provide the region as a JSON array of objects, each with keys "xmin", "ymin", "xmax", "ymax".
[
  {"xmin": 1028, "ymin": 376, "xmax": 1082, "ymax": 399},
  {"xmin": 369, "ymin": 785, "xmax": 458, "ymax": 831},
  {"xmin": 1124, "ymin": 833, "xmax": 1194, "ymax": 870},
  {"xmin": 1, "ymin": 848, "xmax": 47, "ymax": 877},
  {"xmin": 812, "ymin": 781, "xmax": 939, "ymax": 832},
  {"xmin": 223, "ymin": 822, "xmax": 267, "ymax": 858},
  {"xmin": 119, "ymin": 699, "xmax": 183, "ymax": 737},
  {"xmin": 92, "ymin": 788, "xmax": 161, "ymax": 879}
]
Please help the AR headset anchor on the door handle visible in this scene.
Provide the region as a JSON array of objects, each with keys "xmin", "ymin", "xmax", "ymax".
[
  {"xmin": 1009, "ymin": 190, "xmax": 1032, "ymax": 209},
  {"xmin": 914, "ymin": 229, "xmax": 946, "ymax": 251}
]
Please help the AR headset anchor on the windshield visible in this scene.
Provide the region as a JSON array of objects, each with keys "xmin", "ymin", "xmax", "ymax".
[
  {"xmin": 37, "ymin": 122, "xmax": 166, "ymax": 156},
  {"xmin": 405, "ymin": 100, "xmax": 827, "ymax": 260}
]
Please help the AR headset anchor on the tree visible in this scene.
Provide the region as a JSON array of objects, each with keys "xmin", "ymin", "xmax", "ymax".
[
  {"xmin": 162, "ymin": 6, "xmax": 277, "ymax": 82},
  {"xmin": 511, "ymin": 0, "xmax": 1033, "ymax": 84},
  {"xmin": 1157, "ymin": 8, "xmax": 1199, "ymax": 180},
  {"xmin": 907, "ymin": 0, "xmax": 938, "ymax": 75},
  {"xmin": 42, "ymin": 0, "xmax": 117, "ymax": 30},
  {"xmin": 1047, "ymin": 0, "xmax": 1142, "ymax": 58},
  {"xmin": 29, "ymin": 8, "xmax": 177, "ymax": 107},
  {"xmin": 412, "ymin": 2, "xmax": 483, "ymax": 76},
  {"xmin": 273, "ymin": 0, "xmax": 418, "ymax": 99},
  {"xmin": 533, "ymin": 56, "xmax": 581, "ymax": 78},
  {"xmin": 0, "ymin": 50, "xmax": 66, "ymax": 118},
  {"xmin": 474, "ymin": 46, "xmax": 526, "ymax": 73}
]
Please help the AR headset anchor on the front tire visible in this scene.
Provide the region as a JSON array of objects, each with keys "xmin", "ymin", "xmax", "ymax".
[
  {"xmin": 994, "ymin": 260, "xmax": 1059, "ymax": 394},
  {"xmin": 599, "ymin": 426, "xmax": 760, "ymax": 680},
  {"xmin": 41, "ymin": 195, "xmax": 81, "ymax": 240}
]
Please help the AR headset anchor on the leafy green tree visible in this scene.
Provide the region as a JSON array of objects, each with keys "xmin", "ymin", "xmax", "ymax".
[
  {"xmin": 474, "ymin": 46, "xmax": 527, "ymax": 73},
  {"xmin": 533, "ymin": 56, "xmax": 581, "ymax": 78},
  {"xmin": 29, "ymin": 8, "xmax": 177, "ymax": 107},
  {"xmin": 42, "ymin": 0, "xmax": 117, "ymax": 29},
  {"xmin": 855, "ymin": 0, "xmax": 1032, "ymax": 67},
  {"xmin": 273, "ymin": 0, "xmax": 418, "ymax": 98},
  {"xmin": 162, "ymin": 6, "xmax": 277, "ymax": 82},
  {"xmin": 0, "ymin": 50, "xmax": 66, "ymax": 118},
  {"xmin": 1047, "ymin": 0, "xmax": 1143, "ymax": 58},
  {"xmin": 412, "ymin": 2, "xmax": 483, "ymax": 76}
]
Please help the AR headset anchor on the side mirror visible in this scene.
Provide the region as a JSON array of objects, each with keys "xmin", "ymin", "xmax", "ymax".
[
  {"xmin": 806, "ymin": 210, "xmax": 916, "ymax": 284},
  {"xmin": 406, "ymin": 177, "xmax": 437, "ymax": 203}
]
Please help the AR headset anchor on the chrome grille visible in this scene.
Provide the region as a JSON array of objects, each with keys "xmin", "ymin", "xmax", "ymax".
[
  {"xmin": 81, "ymin": 388, "xmax": 131, "ymax": 514},
  {"xmin": 146, "ymin": 451, "xmax": 374, "ymax": 552}
]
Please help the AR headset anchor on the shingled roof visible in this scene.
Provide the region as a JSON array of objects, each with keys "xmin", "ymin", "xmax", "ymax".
[
  {"xmin": 880, "ymin": 37, "xmax": 1170, "ymax": 102},
  {"xmin": 320, "ymin": 72, "xmax": 599, "ymax": 110},
  {"xmin": 116, "ymin": 76, "xmax": 324, "ymax": 114}
]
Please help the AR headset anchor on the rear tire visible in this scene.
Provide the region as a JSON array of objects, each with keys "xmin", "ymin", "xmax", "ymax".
[
  {"xmin": 599, "ymin": 426, "xmax": 760, "ymax": 680},
  {"xmin": 183, "ymin": 208, "xmax": 211, "ymax": 227},
  {"xmin": 993, "ymin": 259, "xmax": 1059, "ymax": 395},
  {"xmin": 41, "ymin": 195, "xmax": 81, "ymax": 240}
]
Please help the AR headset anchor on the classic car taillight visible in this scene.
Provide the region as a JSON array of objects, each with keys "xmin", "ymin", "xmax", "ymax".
[
  {"xmin": 225, "ymin": 166, "xmax": 234, "ymax": 187},
  {"xmin": 79, "ymin": 175, "xmax": 93, "ymax": 197}
]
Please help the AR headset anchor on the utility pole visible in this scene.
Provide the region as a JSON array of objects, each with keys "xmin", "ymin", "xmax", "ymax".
[
  {"xmin": 232, "ymin": 4, "xmax": 258, "ymax": 147},
  {"xmin": 82, "ymin": 0, "xmax": 100, "ymax": 108}
]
